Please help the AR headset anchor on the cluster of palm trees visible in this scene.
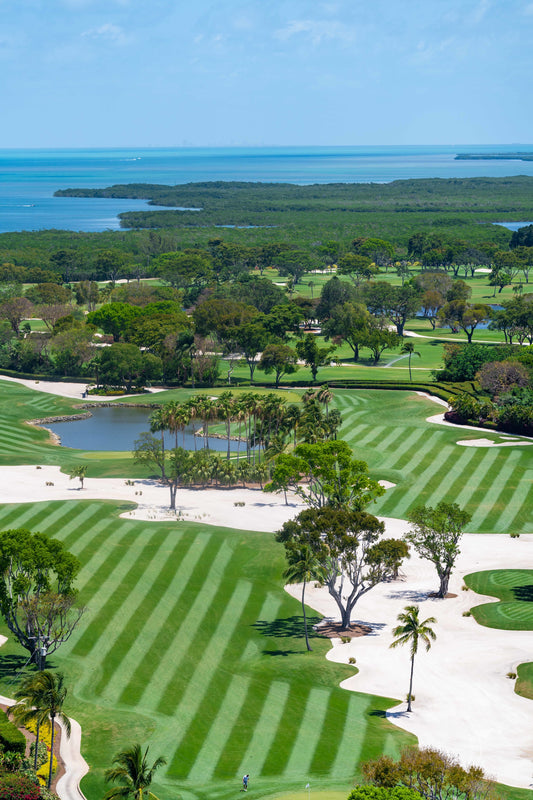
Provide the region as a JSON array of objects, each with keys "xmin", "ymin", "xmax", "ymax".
[
  {"xmin": 8, "ymin": 671, "xmax": 70, "ymax": 789},
  {"xmin": 150, "ymin": 386, "xmax": 341, "ymax": 466}
]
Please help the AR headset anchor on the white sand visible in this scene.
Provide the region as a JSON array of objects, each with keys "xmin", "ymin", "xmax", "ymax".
[
  {"xmin": 286, "ymin": 526, "xmax": 533, "ymax": 789},
  {"xmin": 457, "ymin": 437, "xmax": 533, "ymax": 447},
  {"xmin": 0, "ymin": 465, "xmax": 307, "ymax": 531},
  {"xmin": 0, "ymin": 375, "xmax": 165, "ymax": 401}
]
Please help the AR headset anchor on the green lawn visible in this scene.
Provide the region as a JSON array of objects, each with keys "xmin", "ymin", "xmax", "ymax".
[
  {"xmin": 334, "ymin": 390, "xmax": 533, "ymax": 534},
  {"xmin": 463, "ymin": 570, "xmax": 533, "ymax": 630},
  {"xmin": 1, "ymin": 381, "xmax": 533, "ymax": 799},
  {"xmin": 3, "ymin": 380, "xmax": 533, "ymax": 533},
  {"xmin": 0, "ymin": 499, "xmax": 414, "ymax": 800},
  {"xmin": 463, "ymin": 569, "xmax": 533, "ymax": 701}
]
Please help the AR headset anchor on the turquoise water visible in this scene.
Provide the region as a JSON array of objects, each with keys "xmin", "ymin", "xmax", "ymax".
[{"xmin": 2, "ymin": 144, "xmax": 533, "ymax": 234}]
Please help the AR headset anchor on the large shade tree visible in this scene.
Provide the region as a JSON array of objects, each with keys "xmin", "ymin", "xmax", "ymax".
[
  {"xmin": 406, "ymin": 502, "xmax": 472, "ymax": 598},
  {"xmin": 0, "ymin": 530, "xmax": 84, "ymax": 668},
  {"xmin": 277, "ymin": 506, "xmax": 407, "ymax": 629}
]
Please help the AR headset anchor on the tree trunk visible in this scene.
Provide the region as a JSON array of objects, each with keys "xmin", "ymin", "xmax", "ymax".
[
  {"xmin": 47, "ymin": 714, "xmax": 55, "ymax": 789},
  {"xmin": 169, "ymin": 481, "xmax": 177, "ymax": 511},
  {"xmin": 302, "ymin": 580, "xmax": 311, "ymax": 651},
  {"xmin": 438, "ymin": 572, "xmax": 450, "ymax": 598},
  {"xmin": 407, "ymin": 654, "xmax": 415, "ymax": 712},
  {"xmin": 33, "ymin": 721, "xmax": 41, "ymax": 770}
]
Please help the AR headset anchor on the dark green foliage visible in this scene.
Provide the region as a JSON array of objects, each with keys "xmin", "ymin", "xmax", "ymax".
[
  {"xmin": 435, "ymin": 343, "xmax": 515, "ymax": 381},
  {"xmin": 348, "ymin": 785, "xmax": 422, "ymax": 800},
  {"xmin": 0, "ymin": 713, "xmax": 26, "ymax": 756},
  {"xmin": 510, "ymin": 224, "xmax": 533, "ymax": 249}
]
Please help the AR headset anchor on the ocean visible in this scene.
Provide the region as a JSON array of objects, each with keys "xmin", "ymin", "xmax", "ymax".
[{"xmin": 1, "ymin": 144, "xmax": 533, "ymax": 234}]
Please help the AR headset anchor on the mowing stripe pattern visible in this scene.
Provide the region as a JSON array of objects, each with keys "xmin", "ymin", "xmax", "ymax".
[{"xmin": 334, "ymin": 390, "xmax": 533, "ymax": 533}]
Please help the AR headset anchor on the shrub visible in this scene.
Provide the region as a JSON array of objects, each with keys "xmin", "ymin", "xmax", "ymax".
[
  {"xmin": 0, "ymin": 774, "xmax": 41, "ymax": 800},
  {"xmin": 507, "ymin": 671, "xmax": 517, "ymax": 679},
  {"xmin": 29, "ymin": 743, "xmax": 47, "ymax": 770},
  {"xmin": 462, "ymin": 611, "xmax": 472, "ymax": 617},
  {"xmin": 348, "ymin": 787, "xmax": 423, "ymax": 800},
  {"xmin": 348, "ymin": 657, "xmax": 356, "ymax": 664},
  {"xmin": 510, "ymin": 532, "xmax": 520, "ymax": 538},
  {"xmin": 0, "ymin": 713, "xmax": 25, "ymax": 756},
  {"xmin": 477, "ymin": 359, "xmax": 529, "ymax": 398},
  {"xmin": 340, "ymin": 636, "xmax": 351, "ymax": 644}
]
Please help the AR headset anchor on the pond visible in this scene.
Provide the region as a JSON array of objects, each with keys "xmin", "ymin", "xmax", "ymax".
[{"xmin": 46, "ymin": 405, "xmax": 238, "ymax": 453}]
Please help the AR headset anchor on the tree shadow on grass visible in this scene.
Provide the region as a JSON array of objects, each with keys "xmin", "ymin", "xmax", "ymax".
[
  {"xmin": 262, "ymin": 649, "xmax": 303, "ymax": 657},
  {"xmin": 512, "ymin": 584, "xmax": 533, "ymax": 602},
  {"xmin": 252, "ymin": 615, "xmax": 323, "ymax": 639},
  {"xmin": 0, "ymin": 654, "xmax": 32, "ymax": 681}
]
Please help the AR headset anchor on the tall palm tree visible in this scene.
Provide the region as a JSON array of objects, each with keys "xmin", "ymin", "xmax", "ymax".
[
  {"xmin": 8, "ymin": 674, "xmax": 50, "ymax": 770},
  {"xmin": 283, "ymin": 545, "xmax": 327, "ymax": 651},
  {"xmin": 216, "ymin": 391, "xmax": 235, "ymax": 461},
  {"xmin": 316, "ymin": 384, "xmax": 333, "ymax": 420},
  {"xmin": 390, "ymin": 604, "xmax": 437, "ymax": 712},
  {"xmin": 104, "ymin": 743, "xmax": 167, "ymax": 800},
  {"xmin": 149, "ymin": 408, "xmax": 166, "ymax": 480},
  {"xmin": 401, "ymin": 341, "xmax": 421, "ymax": 382},
  {"xmin": 15, "ymin": 671, "xmax": 72, "ymax": 788}
]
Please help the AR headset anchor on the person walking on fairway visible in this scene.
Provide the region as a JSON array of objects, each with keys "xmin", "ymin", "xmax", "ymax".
[{"xmin": 242, "ymin": 774, "xmax": 249, "ymax": 791}]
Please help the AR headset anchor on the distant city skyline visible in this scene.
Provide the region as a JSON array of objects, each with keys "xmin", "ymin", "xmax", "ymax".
[{"xmin": 1, "ymin": 0, "xmax": 531, "ymax": 148}]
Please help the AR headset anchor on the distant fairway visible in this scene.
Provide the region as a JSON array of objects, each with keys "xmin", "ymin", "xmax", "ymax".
[
  {"xmin": 3, "ymin": 381, "xmax": 533, "ymax": 533},
  {"xmin": 0, "ymin": 499, "xmax": 414, "ymax": 800},
  {"xmin": 334, "ymin": 390, "xmax": 533, "ymax": 534}
]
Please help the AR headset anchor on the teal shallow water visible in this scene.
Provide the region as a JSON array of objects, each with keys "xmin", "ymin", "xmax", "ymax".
[{"xmin": 2, "ymin": 144, "xmax": 533, "ymax": 233}]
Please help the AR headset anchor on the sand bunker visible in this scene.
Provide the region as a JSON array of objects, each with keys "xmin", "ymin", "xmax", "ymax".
[{"xmin": 286, "ymin": 529, "xmax": 533, "ymax": 789}]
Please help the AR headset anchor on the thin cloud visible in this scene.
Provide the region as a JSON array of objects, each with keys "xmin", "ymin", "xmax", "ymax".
[
  {"xmin": 275, "ymin": 18, "xmax": 357, "ymax": 46},
  {"xmin": 81, "ymin": 23, "xmax": 128, "ymax": 45}
]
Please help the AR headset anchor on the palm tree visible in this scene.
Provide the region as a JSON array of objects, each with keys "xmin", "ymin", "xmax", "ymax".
[
  {"xmin": 216, "ymin": 391, "xmax": 235, "ymax": 460},
  {"xmin": 389, "ymin": 604, "xmax": 437, "ymax": 712},
  {"xmin": 283, "ymin": 545, "xmax": 327, "ymax": 651},
  {"xmin": 14, "ymin": 671, "xmax": 72, "ymax": 788},
  {"xmin": 69, "ymin": 465, "xmax": 88, "ymax": 489},
  {"xmin": 400, "ymin": 341, "xmax": 421, "ymax": 382},
  {"xmin": 104, "ymin": 743, "xmax": 167, "ymax": 800},
  {"xmin": 316, "ymin": 384, "xmax": 333, "ymax": 420},
  {"xmin": 149, "ymin": 408, "xmax": 166, "ymax": 479},
  {"xmin": 9, "ymin": 674, "xmax": 50, "ymax": 770}
]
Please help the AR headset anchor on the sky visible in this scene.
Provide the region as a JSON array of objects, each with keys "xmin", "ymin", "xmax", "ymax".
[{"xmin": 1, "ymin": 0, "xmax": 532, "ymax": 148}]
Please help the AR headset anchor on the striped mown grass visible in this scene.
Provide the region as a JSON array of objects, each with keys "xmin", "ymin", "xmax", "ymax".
[
  {"xmin": 0, "ymin": 499, "xmax": 414, "ymax": 800},
  {"xmin": 333, "ymin": 390, "xmax": 533, "ymax": 534},
  {"xmin": 464, "ymin": 570, "xmax": 533, "ymax": 630}
]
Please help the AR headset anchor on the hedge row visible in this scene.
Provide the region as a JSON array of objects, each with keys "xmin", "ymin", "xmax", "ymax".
[{"xmin": 0, "ymin": 712, "xmax": 26, "ymax": 755}]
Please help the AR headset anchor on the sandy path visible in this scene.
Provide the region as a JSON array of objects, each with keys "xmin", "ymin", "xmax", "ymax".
[
  {"xmin": 0, "ymin": 375, "xmax": 165, "ymax": 401},
  {"xmin": 286, "ymin": 526, "xmax": 533, "ymax": 789}
]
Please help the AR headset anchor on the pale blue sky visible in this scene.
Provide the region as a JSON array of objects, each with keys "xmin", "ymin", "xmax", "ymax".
[{"xmin": 1, "ymin": 0, "xmax": 532, "ymax": 147}]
